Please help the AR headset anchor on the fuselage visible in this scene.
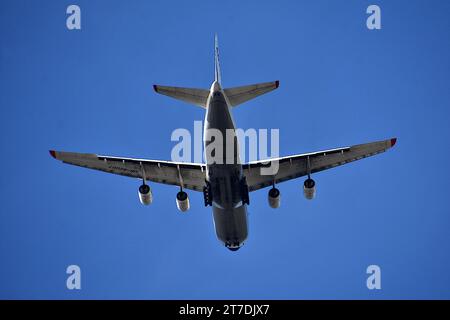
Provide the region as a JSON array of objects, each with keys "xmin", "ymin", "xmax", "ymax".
[{"xmin": 204, "ymin": 81, "xmax": 248, "ymax": 250}]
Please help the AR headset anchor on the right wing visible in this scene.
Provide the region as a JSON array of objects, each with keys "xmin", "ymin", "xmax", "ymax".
[
  {"xmin": 50, "ymin": 150, "xmax": 206, "ymax": 191},
  {"xmin": 243, "ymin": 138, "xmax": 397, "ymax": 191}
]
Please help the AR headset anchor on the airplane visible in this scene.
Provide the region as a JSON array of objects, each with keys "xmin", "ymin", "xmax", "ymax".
[{"xmin": 50, "ymin": 35, "xmax": 396, "ymax": 251}]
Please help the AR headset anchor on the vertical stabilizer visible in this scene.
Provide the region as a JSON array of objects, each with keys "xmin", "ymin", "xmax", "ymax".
[{"xmin": 214, "ymin": 34, "xmax": 222, "ymax": 84}]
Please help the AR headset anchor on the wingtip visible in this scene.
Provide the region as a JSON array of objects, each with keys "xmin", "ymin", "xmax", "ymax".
[
  {"xmin": 49, "ymin": 150, "xmax": 56, "ymax": 159},
  {"xmin": 390, "ymin": 138, "xmax": 397, "ymax": 147},
  {"xmin": 275, "ymin": 80, "xmax": 280, "ymax": 88}
]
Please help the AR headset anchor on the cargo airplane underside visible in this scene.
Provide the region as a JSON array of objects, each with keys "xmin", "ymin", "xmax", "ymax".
[{"xmin": 50, "ymin": 35, "xmax": 396, "ymax": 251}]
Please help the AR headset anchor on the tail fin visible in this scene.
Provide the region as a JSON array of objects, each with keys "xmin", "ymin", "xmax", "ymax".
[{"xmin": 214, "ymin": 34, "xmax": 222, "ymax": 84}]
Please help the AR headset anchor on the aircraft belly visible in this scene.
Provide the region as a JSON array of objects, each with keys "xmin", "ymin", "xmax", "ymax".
[
  {"xmin": 212, "ymin": 205, "xmax": 248, "ymax": 247},
  {"xmin": 205, "ymin": 89, "xmax": 248, "ymax": 248}
]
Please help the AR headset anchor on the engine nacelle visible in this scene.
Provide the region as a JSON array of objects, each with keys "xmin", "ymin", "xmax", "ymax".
[
  {"xmin": 268, "ymin": 187, "xmax": 281, "ymax": 208},
  {"xmin": 138, "ymin": 184, "xmax": 152, "ymax": 205},
  {"xmin": 303, "ymin": 178, "xmax": 316, "ymax": 200},
  {"xmin": 176, "ymin": 191, "xmax": 190, "ymax": 212}
]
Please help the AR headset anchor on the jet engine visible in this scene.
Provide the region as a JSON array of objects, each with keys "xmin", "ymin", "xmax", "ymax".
[
  {"xmin": 303, "ymin": 178, "xmax": 316, "ymax": 200},
  {"xmin": 138, "ymin": 184, "xmax": 152, "ymax": 205},
  {"xmin": 268, "ymin": 187, "xmax": 281, "ymax": 208},
  {"xmin": 176, "ymin": 191, "xmax": 190, "ymax": 212}
]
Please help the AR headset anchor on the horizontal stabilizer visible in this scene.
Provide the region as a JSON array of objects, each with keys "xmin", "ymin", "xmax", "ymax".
[
  {"xmin": 153, "ymin": 85, "xmax": 210, "ymax": 108},
  {"xmin": 224, "ymin": 81, "xmax": 279, "ymax": 107}
]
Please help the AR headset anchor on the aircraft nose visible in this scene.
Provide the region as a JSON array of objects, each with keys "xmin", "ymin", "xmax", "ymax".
[{"xmin": 225, "ymin": 241, "xmax": 243, "ymax": 251}]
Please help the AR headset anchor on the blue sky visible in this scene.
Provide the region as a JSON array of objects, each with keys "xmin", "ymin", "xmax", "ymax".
[{"xmin": 1, "ymin": 0, "xmax": 449, "ymax": 299}]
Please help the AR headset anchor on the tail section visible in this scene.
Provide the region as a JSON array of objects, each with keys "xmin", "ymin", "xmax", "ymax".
[
  {"xmin": 153, "ymin": 34, "xmax": 279, "ymax": 108},
  {"xmin": 214, "ymin": 34, "xmax": 222, "ymax": 84}
]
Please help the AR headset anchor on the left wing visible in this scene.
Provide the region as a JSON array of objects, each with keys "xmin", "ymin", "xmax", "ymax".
[
  {"xmin": 244, "ymin": 138, "xmax": 397, "ymax": 191},
  {"xmin": 49, "ymin": 150, "xmax": 206, "ymax": 191}
]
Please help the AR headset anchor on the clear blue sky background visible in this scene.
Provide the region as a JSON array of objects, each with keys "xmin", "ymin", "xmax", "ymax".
[{"xmin": 1, "ymin": 0, "xmax": 449, "ymax": 299}]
